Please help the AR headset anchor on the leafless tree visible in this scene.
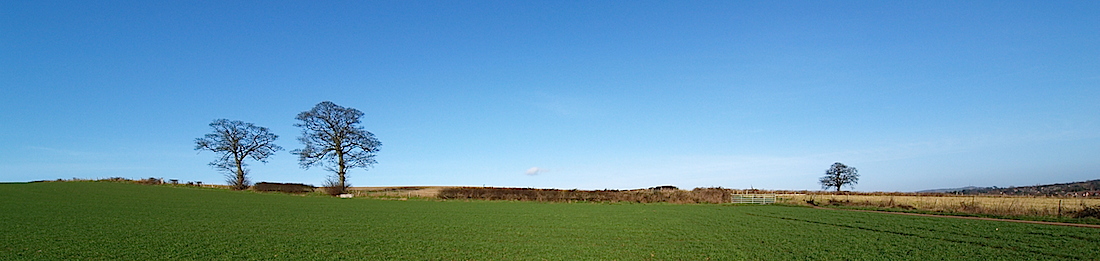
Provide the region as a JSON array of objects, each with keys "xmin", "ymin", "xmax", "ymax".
[
  {"xmin": 820, "ymin": 162, "xmax": 859, "ymax": 192},
  {"xmin": 195, "ymin": 119, "xmax": 282, "ymax": 190},
  {"xmin": 292, "ymin": 101, "xmax": 381, "ymax": 195}
]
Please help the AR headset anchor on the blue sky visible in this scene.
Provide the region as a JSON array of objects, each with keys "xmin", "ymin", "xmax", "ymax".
[{"xmin": 2, "ymin": 1, "xmax": 1098, "ymax": 191}]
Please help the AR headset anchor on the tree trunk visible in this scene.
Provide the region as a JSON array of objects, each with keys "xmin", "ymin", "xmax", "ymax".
[
  {"xmin": 235, "ymin": 158, "xmax": 245, "ymax": 190},
  {"xmin": 337, "ymin": 150, "xmax": 346, "ymax": 193}
]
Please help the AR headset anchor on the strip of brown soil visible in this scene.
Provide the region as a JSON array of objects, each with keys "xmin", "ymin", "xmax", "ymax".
[{"xmin": 813, "ymin": 206, "xmax": 1100, "ymax": 229}]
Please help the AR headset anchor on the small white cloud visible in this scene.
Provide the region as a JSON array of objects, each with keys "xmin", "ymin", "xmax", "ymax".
[{"xmin": 525, "ymin": 167, "xmax": 544, "ymax": 176}]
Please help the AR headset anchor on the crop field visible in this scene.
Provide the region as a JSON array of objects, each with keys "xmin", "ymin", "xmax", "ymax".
[{"xmin": 2, "ymin": 182, "xmax": 1098, "ymax": 260}]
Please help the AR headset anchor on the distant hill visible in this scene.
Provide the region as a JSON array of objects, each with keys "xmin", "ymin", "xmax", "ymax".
[
  {"xmin": 925, "ymin": 179, "xmax": 1100, "ymax": 197},
  {"xmin": 916, "ymin": 186, "xmax": 983, "ymax": 193}
]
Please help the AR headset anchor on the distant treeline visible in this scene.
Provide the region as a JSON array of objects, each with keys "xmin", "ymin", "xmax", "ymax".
[
  {"xmin": 951, "ymin": 179, "xmax": 1100, "ymax": 198},
  {"xmin": 36, "ymin": 177, "xmax": 218, "ymax": 187},
  {"xmin": 35, "ymin": 178, "xmax": 317, "ymax": 193}
]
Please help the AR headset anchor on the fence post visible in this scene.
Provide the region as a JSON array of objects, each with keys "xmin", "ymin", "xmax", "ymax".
[{"xmin": 1058, "ymin": 199, "xmax": 1063, "ymax": 218}]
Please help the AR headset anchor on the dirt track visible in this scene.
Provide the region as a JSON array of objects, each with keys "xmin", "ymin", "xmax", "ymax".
[{"xmin": 814, "ymin": 206, "xmax": 1100, "ymax": 229}]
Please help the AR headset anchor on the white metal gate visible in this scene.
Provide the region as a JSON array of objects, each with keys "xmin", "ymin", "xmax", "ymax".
[{"xmin": 730, "ymin": 194, "xmax": 776, "ymax": 204}]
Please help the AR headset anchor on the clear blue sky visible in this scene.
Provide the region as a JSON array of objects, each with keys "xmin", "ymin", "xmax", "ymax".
[{"xmin": 3, "ymin": 1, "xmax": 1098, "ymax": 191}]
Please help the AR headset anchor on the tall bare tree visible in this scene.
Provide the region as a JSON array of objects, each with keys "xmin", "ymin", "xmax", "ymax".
[
  {"xmin": 195, "ymin": 119, "xmax": 282, "ymax": 190},
  {"xmin": 820, "ymin": 162, "xmax": 859, "ymax": 192},
  {"xmin": 292, "ymin": 101, "xmax": 381, "ymax": 195}
]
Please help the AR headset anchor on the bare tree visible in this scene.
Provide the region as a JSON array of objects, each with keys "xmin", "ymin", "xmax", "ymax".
[
  {"xmin": 820, "ymin": 162, "xmax": 859, "ymax": 192},
  {"xmin": 292, "ymin": 101, "xmax": 381, "ymax": 195},
  {"xmin": 195, "ymin": 119, "xmax": 282, "ymax": 190}
]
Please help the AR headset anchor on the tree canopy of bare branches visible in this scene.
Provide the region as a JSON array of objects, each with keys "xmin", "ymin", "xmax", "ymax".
[
  {"xmin": 292, "ymin": 101, "xmax": 381, "ymax": 194},
  {"xmin": 820, "ymin": 162, "xmax": 859, "ymax": 192},
  {"xmin": 195, "ymin": 119, "xmax": 282, "ymax": 190}
]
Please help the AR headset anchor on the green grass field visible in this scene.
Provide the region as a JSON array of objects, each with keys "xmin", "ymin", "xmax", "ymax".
[{"xmin": 2, "ymin": 182, "xmax": 1097, "ymax": 260}]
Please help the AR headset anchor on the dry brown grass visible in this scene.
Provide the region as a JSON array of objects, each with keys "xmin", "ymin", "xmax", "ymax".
[
  {"xmin": 784, "ymin": 194, "xmax": 1100, "ymax": 218},
  {"xmin": 348, "ymin": 186, "xmax": 453, "ymax": 198}
]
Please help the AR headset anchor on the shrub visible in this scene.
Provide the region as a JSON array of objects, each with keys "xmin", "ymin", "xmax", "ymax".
[
  {"xmin": 1073, "ymin": 205, "xmax": 1100, "ymax": 219},
  {"xmin": 649, "ymin": 185, "xmax": 679, "ymax": 191},
  {"xmin": 135, "ymin": 177, "xmax": 163, "ymax": 185},
  {"xmin": 252, "ymin": 182, "xmax": 314, "ymax": 193},
  {"xmin": 320, "ymin": 178, "xmax": 348, "ymax": 196}
]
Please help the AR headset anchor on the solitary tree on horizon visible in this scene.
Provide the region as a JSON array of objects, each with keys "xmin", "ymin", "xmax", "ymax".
[
  {"xmin": 820, "ymin": 162, "xmax": 859, "ymax": 192},
  {"xmin": 195, "ymin": 119, "xmax": 282, "ymax": 190},
  {"xmin": 292, "ymin": 101, "xmax": 381, "ymax": 195}
]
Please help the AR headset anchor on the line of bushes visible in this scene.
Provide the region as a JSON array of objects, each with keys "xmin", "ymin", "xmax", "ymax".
[
  {"xmin": 437, "ymin": 187, "xmax": 733, "ymax": 204},
  {"xmin": 252, "ymin": 182, "xmax": 314, "ymax": 193}
]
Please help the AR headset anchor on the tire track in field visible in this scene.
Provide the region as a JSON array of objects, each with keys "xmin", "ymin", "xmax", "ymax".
[{"xmin": 743, "ymin": 213, "xmax": 1081, "ymax": 260}]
